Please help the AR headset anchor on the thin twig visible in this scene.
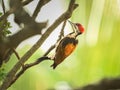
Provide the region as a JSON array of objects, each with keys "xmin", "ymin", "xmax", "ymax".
[
  {"xmin": 0, "ymin": 0, "xmax": 21, "ymax": 22},
  {"xmin": 9, "ymin": 20, "xmax": 67, "ymax": 87},
  {"xmin": 43, "ymin": 20, "xmax": 67, "ymax": 56},
  {"xmin": 32, "ymin": 0, "xmax": 51, "ymax": 19},
  {"xmin": 57, "ymin": 20, "xmax": 67, "ymax": 42},
  {"xmin": 0, "ymin": 11, "xmax": 12, "ymax": 22},
  {"xmin": 0, "ymin": 0, "xmax": 78, "ymax": 89},
  {"xmin": 12, "ymin": 48, "xmax": 20, "ymax": 60},
  {"xmin": 8, "ymin": 56, "xmax": 50, "ymax": 88},
  {"xmin": 2, "ymin": 0, "xmax": 5, "ymax": 14},
  {"xmin": 22, "ymin": 0, "xmax": 33, "ymax": 6},
  {"xmin": 12, "ymin": 48, "xmax": 25, "ymax": 68},
  {"xmin": 0, "ymin": 0, "xmax": 6, "ymax": 31},
  {"xmin": 43, "ymin": 45, "xmax": 56, "ymax": 56}
]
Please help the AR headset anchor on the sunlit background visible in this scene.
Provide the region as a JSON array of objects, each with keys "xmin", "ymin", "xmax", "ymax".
[{"xmin": 0, "ymin": 0, "xmax": 120, "ymax": 90}]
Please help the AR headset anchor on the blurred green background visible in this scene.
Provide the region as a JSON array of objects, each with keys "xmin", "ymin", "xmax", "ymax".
[{"xmin": 2, "ymin": 0, "xmax": 120, "ymax": 90}]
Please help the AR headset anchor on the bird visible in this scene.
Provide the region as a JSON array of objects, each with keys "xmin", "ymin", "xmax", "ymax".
[{"xmin": 51, "ymin": 21, "xmax": 84, "ymax": 69}]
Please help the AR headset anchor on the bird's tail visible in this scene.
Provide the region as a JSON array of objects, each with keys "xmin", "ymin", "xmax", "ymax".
[{"xmin": 50, "ymin": 63, "xmax": 57, "ymax": 69}]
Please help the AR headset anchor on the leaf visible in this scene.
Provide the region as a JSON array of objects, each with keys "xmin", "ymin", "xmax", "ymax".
[{"xmin": 0, "ymin": 12, "xmax": 2, "ymax": 16}]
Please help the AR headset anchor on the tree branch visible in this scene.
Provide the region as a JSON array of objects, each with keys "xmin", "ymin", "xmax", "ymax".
[
  {"xmin": 32, "ymin": 0, "xmax": 51, "ymax": 19},
  {"xmin": 43, "ymin": 20, "xmax": 67, "ymax": 56},
  {"xmin": 12, "ymin": 48, "xmax": 20, "ymax": 60},
  {"xmin": 0, "ymin": 0, "xmax": 48, "ymax": 65},
  {"xmin": 76, "ymin": 78, "xmax": 120, "ymax": 90},
  {"xmin": 0, "ymin": 21, "xmax": 47, "ymax": 65},
  {"xmin": 57, "ymin": 20, "xmax": 66, "ymax": 41},
  {"xmin": 0, "ymin": 0, "xmax": 78, "ymax": 90},
  {"xmin": 7, "ymin": 0, "xmax": 48, "ymax": 48},
  {"xmin": 7, "ymin": 19, "xmax": 67, "ymax": 86},
  {"xmin": 8, "ymin": 56, "xmax": 50, "ymax": 88},
  {"xmin": 8, "ymin": 22, "xmax": 47, "ymax": 48},
  {"xmin": 22, "ymin": 0, "xmax": 33, "ymax": 6},
  {"xmin": 0, "ymin": 0, "xmax": 21, "ymax": 22},
  {"xmin": 2, "ymin": 0, "xmax": 5, "ymax": 14}
]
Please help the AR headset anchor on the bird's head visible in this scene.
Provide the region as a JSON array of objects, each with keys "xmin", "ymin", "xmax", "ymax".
[
  {"xmin": 68, "ymin": 21, "xmax": 85, "ymax": 35},
  {"xmin": 75, "ymin": 23, "xmax": 84, "ymax": 35}
]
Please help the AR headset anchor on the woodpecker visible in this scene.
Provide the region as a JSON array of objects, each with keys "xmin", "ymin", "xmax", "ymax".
[{"xmin": 51, "ymin": 21, "xmax": 84, "ymax": 69}]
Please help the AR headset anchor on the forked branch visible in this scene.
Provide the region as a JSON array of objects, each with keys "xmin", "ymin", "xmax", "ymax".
[{"xmin": 0, "ymin": 0, "xmax": 78, "ymax": 90}]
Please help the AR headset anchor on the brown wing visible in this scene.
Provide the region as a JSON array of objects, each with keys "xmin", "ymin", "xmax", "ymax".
[
  {"xmin": 51, "ymin": 39, "xmax": 66, "ymax": 68},
  {"xmin": 51, "ymin": 37, "xmax": 78, "ymax": 69}
]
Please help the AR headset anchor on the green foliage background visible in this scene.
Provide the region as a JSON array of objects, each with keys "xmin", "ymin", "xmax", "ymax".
[{"xmin": 2, "ymin": 0, "xmax": 120, "ymax": 90}]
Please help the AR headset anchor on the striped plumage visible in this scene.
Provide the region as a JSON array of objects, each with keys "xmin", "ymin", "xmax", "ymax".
[{"xmin": 51, "ymin": 21, "xmax": 84, "ymax": 69}]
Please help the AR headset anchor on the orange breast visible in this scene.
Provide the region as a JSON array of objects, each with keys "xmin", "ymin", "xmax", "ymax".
[{"xmin": 64, "ymin": 43, "xmax": 76, "ymax": 57}]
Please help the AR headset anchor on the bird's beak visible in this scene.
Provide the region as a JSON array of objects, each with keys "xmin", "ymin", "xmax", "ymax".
[
  {"xmin": 68, "ymin": 20, "xmax": 82, "ymax": 36},
  {"xmin": 68, "ymin": 20, "xmax": 76, "ymax": 32},
  {"xmin": 68, "ymin": 20, "xmax": 75, "ymax": 26}
]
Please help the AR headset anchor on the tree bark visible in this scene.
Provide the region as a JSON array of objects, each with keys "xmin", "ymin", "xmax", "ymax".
[{"xmin": 0, "ymin": 0, "xmax": 78, "ymax": 90}]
